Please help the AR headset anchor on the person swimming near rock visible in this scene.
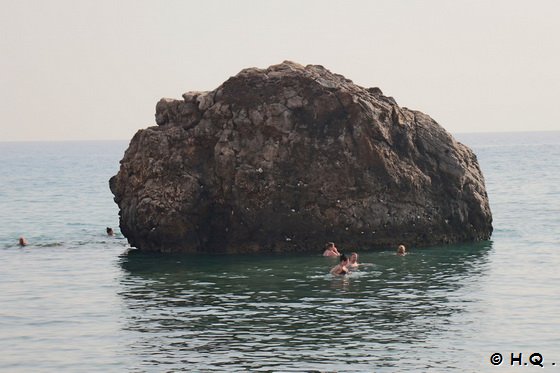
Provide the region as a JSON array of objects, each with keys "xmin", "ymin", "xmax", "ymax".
[
  {"xmin": 18, "ymin": 236, "xmax": 28, "ymax": 246},
  {"xmin": 330, "ymin": 254, "xmax": 349, "ymax": 276},
  {"xmin": 323, "ymin": 242, "xmax": 341, "ymax": 257},
  {"xmin": 106, "ymin": 227, "xmax": 114, "ymax": 236},
  {"xmin": 397, "ymin": 244, "xmax": 407, "ymax": 256},
  {"xmin": 347, "ymin": 252, "xmax": 360, "ymax": 269}
]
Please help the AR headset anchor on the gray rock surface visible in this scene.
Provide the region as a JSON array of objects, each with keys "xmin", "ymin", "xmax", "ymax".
[{"xmin": 110, "ymin": 61, "xmax": 493, "ymax": 253}]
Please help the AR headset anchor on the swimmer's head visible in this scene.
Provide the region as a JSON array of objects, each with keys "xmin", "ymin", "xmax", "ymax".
[
  {"xmin": 106, "ymin": 227, "xmax": 114, "ymax": 236},
  {"xmin": 340, "ymin": 254, "xmax": 349, "ymax": 264},
  {"xmin": 397, "ymin": 245, "xmax": 406, "ymax": 255},
  {"xmin": 18, "ymin": 237, "xmax": 28, "ymax": 246},
  {"xmin": 350, "ymin": 252, "xmax": 358, "ymax": 262}
]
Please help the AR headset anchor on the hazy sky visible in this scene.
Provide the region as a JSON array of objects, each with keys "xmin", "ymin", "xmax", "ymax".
[{"xmin": 2, "ymin": 0, "xmax": 559, "ymax": 141}]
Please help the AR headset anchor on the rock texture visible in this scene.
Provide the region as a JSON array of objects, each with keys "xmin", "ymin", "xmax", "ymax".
[{"xmin": 110, "ymin": 61, "xmax": 493, "ymax": 253}]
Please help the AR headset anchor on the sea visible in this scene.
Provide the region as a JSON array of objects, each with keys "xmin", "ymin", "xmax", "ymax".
[{"xmin": 0, "ymin": 131, "xmax": 559, "ymax": 372}]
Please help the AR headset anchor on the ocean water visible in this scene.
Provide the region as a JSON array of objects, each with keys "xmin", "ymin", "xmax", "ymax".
[{"xmin": 0, "ymin": 132, "xmax": 559, "ymax": 372}]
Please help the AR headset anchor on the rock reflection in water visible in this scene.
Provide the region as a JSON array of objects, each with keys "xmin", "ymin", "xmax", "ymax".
[{"xmin": 117, "ymin": 242, "xmax": 491, "ymax": 371}]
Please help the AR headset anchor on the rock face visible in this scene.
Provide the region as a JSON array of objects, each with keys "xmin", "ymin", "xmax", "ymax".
[{"xmin": 110, "ymin": 61, "xmax": 493, "ymax": 253}]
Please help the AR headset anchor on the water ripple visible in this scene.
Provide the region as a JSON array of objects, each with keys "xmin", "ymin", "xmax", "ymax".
[{"xmin": 114, "ymin": 243, "xmax": 493, "ymax": 371}]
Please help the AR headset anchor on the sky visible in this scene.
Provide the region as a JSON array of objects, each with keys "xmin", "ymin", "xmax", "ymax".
[{"xmin": 1, "ymin": 0, "xmax": 559, "ymax": 141}]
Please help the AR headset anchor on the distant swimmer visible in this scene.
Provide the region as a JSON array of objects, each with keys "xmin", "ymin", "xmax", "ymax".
[
  {"xmin": 106, "ymin": 227, "xmax": 114, "ymax": 236},
  {"xmin": 323, "ymin": 242, "xmax": 341, "ymax": 257},
  {"xmin": 18, "ymin": 236, "xmax": 28, "ymax": 246},
  {"xmin": 397, "ymin": 244, "xmax": 407, "ymax": 256},
  {"xmin": 330, "ymin": 254, "xmax": 349, "ymax": 276},
  {"xmin": 348, "ymin": 252, "xmax": 360, "ymax": 269}
]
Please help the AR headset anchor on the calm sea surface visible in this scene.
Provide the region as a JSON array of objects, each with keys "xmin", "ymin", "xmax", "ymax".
[{"xmin": 1, "ymin": 132, "xmax": 559, "ymax": 372}]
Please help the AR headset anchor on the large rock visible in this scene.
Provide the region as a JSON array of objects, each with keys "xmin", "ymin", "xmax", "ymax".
[{"xmin": 110, "ymin": 61, "xmax": 492, "ymax": 253}]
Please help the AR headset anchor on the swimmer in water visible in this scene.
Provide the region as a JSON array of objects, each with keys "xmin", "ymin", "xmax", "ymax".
[
  {"xmin": 323, "ymin": 242, "xmax": 341, "ymax": 257},
  {"xmin": 347, "ymin": 252, "xmax": 360, "ymax": 269},
  {"xmin": 18, "ymin": 236, "xmax": 28, "ymax": 246},
  {"xmin": 106, "ymin": 227, "xmax": 114, "ymax": 236},
  {"xmin": 330, "ymin": 254, "xmax": 349, "ymax": 276},
  {"xmin": 397, "ymin": 244, "xmax": 407, "ymax": 256}
]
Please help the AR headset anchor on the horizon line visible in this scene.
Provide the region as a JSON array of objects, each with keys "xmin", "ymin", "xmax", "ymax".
[{"xmin": 1, "ymin": 129, "xmax": 559, "ymax": 143}]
